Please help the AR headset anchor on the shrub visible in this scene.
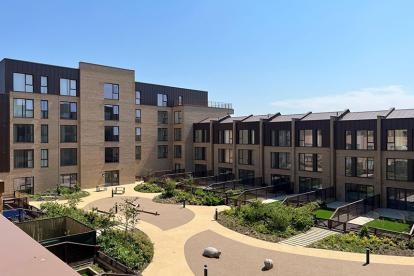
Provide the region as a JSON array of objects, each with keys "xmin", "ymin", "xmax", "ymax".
[{"xmin": 134, "ymin": 182, "xmax": 163, "ymax": 193}]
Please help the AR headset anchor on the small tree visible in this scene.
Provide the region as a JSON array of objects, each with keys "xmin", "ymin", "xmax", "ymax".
[
  {"xmin": 118, "ymin": 197, "xmax": 141, "ymax": 235},
  {"xmin": 66, "ymin": 193, "xmax": 81, "ymax": 209}
]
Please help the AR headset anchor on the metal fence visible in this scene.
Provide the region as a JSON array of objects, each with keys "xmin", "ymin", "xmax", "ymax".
[
  {"xmin": 283, "ymin": 186, "xmax": 335, "ymax": 207},
  {"xmin": 95, "ymin": 250, "xmax": 140, "ymax": 275},
  {"xmin": 191, "ymin": 173, "xmax": 235, "ymax": 187},
  {"xmin": 329, "ymin": 194, "xmax": 380, "ymax": 224},
  {"xmin": 226, "ymin": 186, "xmax": 275, "ymax": 206}
]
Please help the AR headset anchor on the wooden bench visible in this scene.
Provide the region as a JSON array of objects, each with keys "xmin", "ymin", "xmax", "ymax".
[
  {"xmin": 96, "ymin": 185, "xmax": 107, "ymax": 192},
  {"xmin": 112, "ymin": 187, "xmax": 125, "ymax": 195}
]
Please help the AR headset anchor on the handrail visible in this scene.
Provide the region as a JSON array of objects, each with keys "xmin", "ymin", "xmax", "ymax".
[
  {"xmin": 329, "ymin": 198, "xmax": 365, "ymax": 220},
  {"xmin": 281, "ymin": 190, "xmax": 316, "ymax": 204},
  {"xmin": 234, "ymin": 185, "xmax": 273, "ymax": 200},
  {"xmin": 409, "ymin": 223, "xmax": 414, "ymax": 236},
  {"xmin": 206, "ymin": 179, "xmax": 241, "ymax": 190}
]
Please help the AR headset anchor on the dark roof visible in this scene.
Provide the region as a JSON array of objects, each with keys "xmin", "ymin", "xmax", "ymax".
[
  {"xmin": 301, "ymin": 111, "xmax": 346, "ymax": 121},
  {"xmin": 242, "ymin": 114, "xmax": 275, "ymax": 122},
  {"xmin": 270, "ymin": 113, "xmax": 308, "ymax": 122},
  {"xmin": 198, "ymin": 116, "xmax": 228, "ymax": 123},
  {"xmin": 387, "ymin": 109, "xmax": 414, "ymax": 119},
  {"xmin": 219, "ymin": 115, "xmax": 250, "ymax": 124},
  {"xmin": 341, "ymin": 110, "xmax": 390, "ymax": 121}
]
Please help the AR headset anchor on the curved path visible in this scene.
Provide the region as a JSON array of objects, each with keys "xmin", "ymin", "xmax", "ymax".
[{"xmin": 30, "ymin": 183, "xmax": 414, "ymax": 276}]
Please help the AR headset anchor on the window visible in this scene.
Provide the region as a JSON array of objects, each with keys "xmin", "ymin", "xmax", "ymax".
[
  {"xmin": 387, "ymin": 129, "xmax": 408, "ymax": 151},
  {"xmin": 135, "ymin": 91, "xmax": 141, "ymax": 105},
  {"xmin": 299, "ymin": 153, "xmax": 314, "ymax": 171},
  {"xmin": 345, "ymin": 157, "xmax": 353, "ymax": 177},
  {"xmin": 104, "ymin": 126, "xmax": 119, "ymax": 142},
  {"xmin": 174, "ymin": 163, "xmax": 182, "ymax": 172},
  {"xmin": 218, "ymin": 130, "xmax": 233, "ymax": 144},
  {"xmin": 104, "ymin": 170, "xmax": 119, "ymax": 186},
  {"xmin": 60, "ymin": 125, "xmax": 77, "ymax": 143},
  {"xmin": 135, "ymin": 109, "xmax": 141, "ymax": 123},
  {"xmin": 174, "ymin": 145, "xmax": 182, "ymax": 158},
  {"xmin": 299, "ymin": 129, "xmax": 313, "ymax": 147},
  {"xmin": 357, "ymin": 157, "xmax": 374, "ymax": 178},
  {"xmin": 13, "ymin": 177, "xmax": 34, "ymax": 194},
  {"xmin": 60, "ymin": 79, "xmax": 77, "ymax": 96},
  {"xmin": 316, "ymin": 129, "xmax": 322, "ymax": 147},
  {"xmin": 13, "ymin": 73, "xmax": 33, "ymax": 92},
  {"xmin": 239, "ymin": 169, "xmax": 255, "ymax": 183},
  {"xmin": 238, "ymin": 149, "xmax": 253, "ymax": 165},
  {"xmin": 40, "ymin": 149, "xmax": 48, "ymax": 168},
  {"xmin": 41, "ymin": 76, "xmax": 48, "ymax": 94},
  {"xmin": 218, "ymin": 149, "xmax": 233, "ymax": 164},
  {"xmin": 238, "ymin": 129, "xmax": 255, "ymax": 144},
  {"xmin": 158, "ymin": 111, "xmax": 168, "ymax": 124},
  {"xmin": 60, "ymin": 102, "xmax": 77, "ymax": 120},
  {"xmin": 271, "ymin": 152, "xmax": 291, "ymax": 169},
  {"xmin": 60, "ymin": 174, "xmax": 77, "ymax": 188},
  {"xmin": 158, "ymin": 128, "xmax": 168, "ymax": 141},
  {"xmin": 194, "ymin": 147, "xmax": 206, "ymax": 160},
  {"xmin": 174, "ymin": 128, "xmax": 182, "ymax": 141},
  {"xmin": 157, "ymin": 93, "xmax": 168, "ymax": 107},
  {"xmin": 178, "ymin": 96, "xmax": 183, "ymax": 106},
  {"xmin": 299, "ymin": 177, "xmax": 322, "ymax": 193},
  {"xmin": 105, "ymin": 147, "xmax": 119, "ymax": 163},
  {"xmin": 135, "ymin": 127, "xmax": 141, "ymax": 141},
  {"xmin": 345, "ymin": 130, "xmax": 352, "ymax": 149},
  {"xmin": 14, "ymin": 149, "xmax": 34, "ymax": 168},
  {"xmin": 278, "ymin": 130, "xmax": 291, "ymax": 147},
  {"xmin": 104, "ymin": 83, "xmax": 119, "ymax": 100},
  {"xmin": 104, "ymin": 105, "xmax": 119, "ymax": 121},
  {"xmin": 13, "ymin": 99, "xmax": 33, "ymax": 118},
  {"xmin": 345, "ymin": 183, "xmax": 374, "ymax": 202},
  {"xmin": 194, "ymin": 129, "xmax": 207, "ymax": 143},
  {"xmin": 387, "ymin": 159, "xmax": 409, "ymax": 181},
  {"xmin": 14, "ymin": 124, "xmax": 34, "ymax": 143},
  {"xmin": 60, "ymin": 148, "xmax": 77, "ymax": 166},
  {"xmin": 40, "ymin": 100, "xmax": 48, "ymax": 119},
  {"xmin": 356, "ymin": 130, "xmax": 374, "ymax": 150},
  {"xmin": 135, "ymin": 146, "xmax": 141, "ymax": 160},
  {"xmin": 387, "ymin": 187, "xmax": 414, "ymax": 211},
  {"xmin": 157, "ymin": 145, "xmax": 168, "ymax": 159},
  {"xmin": 41, "ymin": 124, "xmax": 48, "ymax": 143},
  {"xmin": 174, "ymin": 111, "xmax": 183, "ymax": 124}
]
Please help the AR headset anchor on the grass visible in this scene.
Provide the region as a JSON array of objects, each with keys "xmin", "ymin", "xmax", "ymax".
[
  {"xmin": 366, "ymin": 218, "xmax": 411, "ymax": 233},
  {"xmin": 314, "ymin": 208, "xmax": 334, "ymax": 219}
]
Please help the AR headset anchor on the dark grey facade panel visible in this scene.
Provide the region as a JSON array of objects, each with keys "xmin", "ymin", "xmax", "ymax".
[
  {"xmin": 235, "ymin": 121, "xmax": 260, "ymax": 145},
  {"xmin": 193, "ymin": 123, "xmax": 210, "ymax": 143},
  {"xmin": 0, "ymin": 94, "xmax": 10, "ymax": 172},
  {"xmin": 213, "ymin": 122, "xmax": 232, "ymax": 144},
  {"xmin": 296, "ymin": 120, "xmax": 330, "ymax": 148},
  {"xmin": 382, "ymin": 118, "xmax": 414, "ymax": 151},
  {"xmin": 0, "ymin": 60, "xmax": 5, "ymax": 93},
  {"xmin": 3, "ymin": 59, "xmax": 79, "ymax": 96},
  {"xmin": 263, "ymin": 121, "xmax": 291, "ymax": 146},
  {"xmin": 135, "ymin": 82, "xmax": 208, "ymax": 107},
  {"xmin": 335, "ymin": 119, "xmax": 377, "ymax": 149}
]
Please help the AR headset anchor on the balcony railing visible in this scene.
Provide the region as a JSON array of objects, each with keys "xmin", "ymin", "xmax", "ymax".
[{"xmin": 208, "ymin": 101, "xmax": 233, "ymax": 109}]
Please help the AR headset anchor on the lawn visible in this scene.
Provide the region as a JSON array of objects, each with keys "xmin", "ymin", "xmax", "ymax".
[
  {"xmin": 314, "ymin": 208, "xmax": 334, "ymax": 219},
  {"xmin": 366, "ymin": 218, "xmax": 411, "ymax": 233}
]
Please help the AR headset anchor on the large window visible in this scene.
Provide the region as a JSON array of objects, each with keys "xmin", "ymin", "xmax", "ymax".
[
  {"xmin": 40, "ymin": 100, "xmax": 48, "ymax": 119},
  {"xmin": 345, "ymin": 130, "xmax": 352, "ymax": 149},
  {"xmin": 387, "ymin": 129, "xmax": 408, "ymax": 151},
  {"xmin": 174, "ymin": 145, "xmax": 182, "ymax": 159},
  {"xmin": 41, "ymin": 124, "xmax": 48, "ymax": 143},
  {"xmin": 135, "ymin": 127, "xmax": 141, "ymax": 142},
  {"xmin": 104, "ymin": 170, "xmax": 119, "ymax": 186},
  {"xmin": 271, "ymin": 152, "xmax": 291, "ymax": 169},
  {"xmin": 299, "ymin": 153, "xmax": 314, "ymax": 172},
  {"xmin": 356, "ymin": 130, "xmax": 374, "ymax": 150},
  {"xmin": 238, "ymin": 149, "xmax": 253, "ymax": 165},
  {"xmin": 105, "ymin": 147, "xmax": 119, "ymax": 163},
  {"xmin": 60, "ymin": 174, "xmax": 77, "ymax": 188},
  {"xmin": 345, "ymin": 183, "xmax": 374, "ymax": 202},
  {"xmin": 14, "ymin": 124, "xmax": 34, "ymax": 143},
  {"xmin": 387, "ymin": 159, "xmax": 409, "ymax": 181},
  {"xmin": 13, "ymin": 73, "xmax": 33, "ymax": 92},
  {"xmin": 299, "ymin": 129, "xmax": 313, "ymax": 147},
  {"xmin": 174, "ymin": 128, "xmax": 182, "ymax": 141},
  {"xmin": 13, "ymin": 177, "xmax": 34, "ymax": 194},
  {"xmin": 60, "ymin": 125, "xmax": 77, "ymax": 143},
  {"xmin": 194, "ymin": 147, "xmax": 206, "ymax": 160},
  {"xmin": 135, "ymin": 109, "xmax": 141, "ymax": 123},
  {"xmin": 158, "ymin": 111, "xmax": 168, "ymax": 124},
  {"xmin": 104, "ymin": 105, "xmax": 119, "ymax": 121},
  {"xmin": 135, "ymin": 91, "xmax": 141, "ymax": 105},
  {"xmin": 104, "ymin": 126, "xmax": 119, "ymax": 142},
  {"xmin": 157, "ymin": 128, "xmax": 168, "ymax": 141},
  {"xmin": 345, "ymin": 157, "xmax": 374, "ymax": 178},
  {"xmin": 104, "ymin": 83, "xmax": 119, "ymax": 100},
  {"xmin": 218, "ymin": 130, "xmax": 233, "ymax": 144},
  {"xmin": 387, "ymin": 188, "xmax": 414, "ymax": 211},
  {"xmin": 14, "ymin": 149, "xmax": 34, "ymax": 168},
  {"xmin": 278, "ymin": 130, "xmax": 291, "ymax": 147},
  {"xmin": 299, "ymin": 177, "xmax": 321, "ymax": 193},
  {"xmin": 238, "ymin": 129, "xmax": 255, "ymax": 144},
  {"xmin": 40, "ymin": 149, "xmax": 48, "ymax": 168},
  {"xmin": 218, "ymin": 149, "xmax": 233, "ymax": 164},
  {"xmin": 135, "ymin": 146, "xmax": 141, "ymax": 160},
  {"xmin": 13, "ymin": 99, "xmax": 33, "ymax": 118},
  {"xmin": 60, "ymin": 79, "xmax": 77, "ymax": 96},
  {"xmin": 60, "ymin": 148, "xmax": 77, "ymax": 166},
  {"xmin": 316, "ymin": 129, "xmax": 322, "ymax": 147},
  {"xmin": 157, "ymin": 145, "xmax": 168, "ymax": 159},
  {"xmin": 194, "ymin": 129, "xmax": 207, "ymax": 143},
  {"xmin": 239, "ymin": 169, "xmax": 255, "ymax": 184},
  {"xmin": 174, "ymin": 111, "xmax": 183, "ymax": 124},
  {"xmin": 41, "ymin": 76, "xmax": 48, "ymax": 94},
  {"xmin": 157, "ymin": 93, "xmax": 168, "ymax": 107},
  {"xmin": 60, "ymin": 102, "xmax": 77, "ymax": 120}
]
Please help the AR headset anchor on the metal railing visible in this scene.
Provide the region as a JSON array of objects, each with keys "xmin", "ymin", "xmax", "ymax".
[
  {"xmin": 283, "ymin": 186, "xmax": 335, "ymax": 207},
  {"xmin": 329, "ymin": 194, "xmax": 380, "ymax": 224},
  {"xmin": 208, "ymin": 101, "xmax": 233, "ymax": 109}
]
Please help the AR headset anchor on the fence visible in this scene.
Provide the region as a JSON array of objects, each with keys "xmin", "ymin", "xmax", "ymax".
[
  {"xmin": 283, "ymin": 186, "xmax": 335, "ymax": 207},
  {"xmin": 329, "ymin": 194, "xmax": 380, "ymax": 224},
  {"xmin": 226, "ymin": 186, "xmax": 275, "ymax": 206},
  {"xmin": 191, "ymin": 173, "xmax": 235, "ymax": 187},
  {"xmin": 95, "ymin": 250, "xmax": 140, "ymax": 275}
]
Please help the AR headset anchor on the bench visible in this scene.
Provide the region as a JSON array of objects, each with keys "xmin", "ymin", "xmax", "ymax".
[
  {"xmin": 112, "ymin": 187, "xmax": 125, "ymax": 195},
  {"xmin": 96, "ymin": 185, "xmax": 107, "ymax": 192}
]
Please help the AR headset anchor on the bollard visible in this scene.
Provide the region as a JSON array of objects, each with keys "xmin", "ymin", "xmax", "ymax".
[
  {"xmin": 204, "ymin": 264, "xmax": 208, "ymax": 276},
  {"xmin": 111, "ymin": 189, "xmax": 114, "ymax": 198},
  {"xmin": 365, "ymin": 248, "xmax": 370, "ymax": 265},
  {"xmin": 215, "ymin": 208, "xmax": 218, "ymax": 220},
  {"xmin": 115, "ymin": 203, "xmax": 118, "ymax": 214},
  {"xmin": 183, "ymin": 200, "xmax": 186, "ymax": 208}
]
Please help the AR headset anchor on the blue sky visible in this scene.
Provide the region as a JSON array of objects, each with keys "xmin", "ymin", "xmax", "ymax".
[{"xmin": 1, "ymin": 1, "xmax": 414, "ymax": 115}]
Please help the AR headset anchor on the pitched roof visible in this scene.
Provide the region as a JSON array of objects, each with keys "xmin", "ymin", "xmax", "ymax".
[
  {"xmin": 301, "ymin": 111, "xmax": 345, "ymax": 121},
  {"xmin": 386, "ymin": 109, "xmax": 414, "ymax": 119},
  {"xmin": 340, "ymin": 110, "xmax": 390, "ymax": 121},
  {"xmin": 242, "ymin": 114, "xmax": 275, "ymax": 122},
  {"xmin": 270, "ymin": 113, "xmax": 308, "ymax": 122},
  {"xmin": 219, "ymin": 115, "xmax": 250, "ymax": 124},
  {"xmin": 198, "ymin": 116, "xmax": 228, "ymax": 123}
]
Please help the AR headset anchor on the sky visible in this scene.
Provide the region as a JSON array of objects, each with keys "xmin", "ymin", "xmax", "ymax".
[{"xmin": 1, "ymin": 1, "xmax": 414, "ymax": 116}]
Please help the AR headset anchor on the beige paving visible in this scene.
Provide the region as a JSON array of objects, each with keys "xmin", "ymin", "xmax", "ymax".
[{"xmin": 29, "ymin": 183, "xmax": 414, "ymax": 276}]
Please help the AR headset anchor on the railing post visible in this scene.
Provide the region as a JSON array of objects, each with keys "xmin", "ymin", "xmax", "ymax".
[
  {"xmin": 215, "ymin": 208, "xmax": 218, "ymax": 220},
  {"xmin": 365, "ymin": 248, "xmax": 370, "ymax": 265},
  {"xmin": 204, "ymin": 264, "xmax": 208, "ymax": 276}
]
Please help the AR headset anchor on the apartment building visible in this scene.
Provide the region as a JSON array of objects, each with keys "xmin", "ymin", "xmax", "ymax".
[
  {"xmin": 193, "ymin": 109, "xmax": 414, "ymax": 211},
  {"xmin": 0, "ymin": 58, "xmax": 233, "ymax": 194}
]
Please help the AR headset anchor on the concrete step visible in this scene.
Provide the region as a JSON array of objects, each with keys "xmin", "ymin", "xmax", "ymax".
[{"xmin": 279, "ymin": 227, "xmax": 337, "ymax": 247}]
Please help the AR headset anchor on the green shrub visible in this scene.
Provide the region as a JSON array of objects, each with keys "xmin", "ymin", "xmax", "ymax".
[{"xmin": 134, "ymin": 182, "xmax": 164, "ymax": 193}]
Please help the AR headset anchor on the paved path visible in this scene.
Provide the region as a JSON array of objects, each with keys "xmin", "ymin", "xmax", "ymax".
[
  {"xmin": 278, "ymin": 227, "xmax": 337, "ymax": 247},
  {"xmin": 29, "ymin": 183, "xmax": 414, "ymax": 276}
]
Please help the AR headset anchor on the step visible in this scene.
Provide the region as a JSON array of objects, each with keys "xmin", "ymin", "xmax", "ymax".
[{"xmin": 279, "ymin": 227, "xmax": 337, "ymax": 247}]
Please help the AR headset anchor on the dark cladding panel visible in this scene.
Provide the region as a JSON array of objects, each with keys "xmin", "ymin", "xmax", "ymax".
[
  {"xmin": 213, "ymin": 122, "xmax": 232, "ymax": 144},
  {"xmin": 0, "ymin": 94, "xmax": 10, "ymax": 172},
  {"xmin": 0, "ymin": 60, "xmax": 5, "ymax": 93},
  {"xmin": 296, "ymin": 120, "xmax": 331, "ymax": 147},
  {"xmin": 193, "ymin": 123, "xmax": 211, "ymax": 143},
  {"xmin": 135, "ymin": 82, "xmax": 208, "ymax": 107},
  {"xmin": 382, "ymin": 118, "xmax": 414, "ymax": 151},
  {"xmin": 236, "ymin": 121, "xmax": 260, "ymax": 145},
  {"xmin": 335, "ymin": 120, "xmax": 377, "ymax": 149},
  {"xmin": 4, "ymin": 59, "xmax": 79, "ymax": 96},
  {"xmin": 263, "ymin": 121, "xmax": 291, "ymax": 146}
]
